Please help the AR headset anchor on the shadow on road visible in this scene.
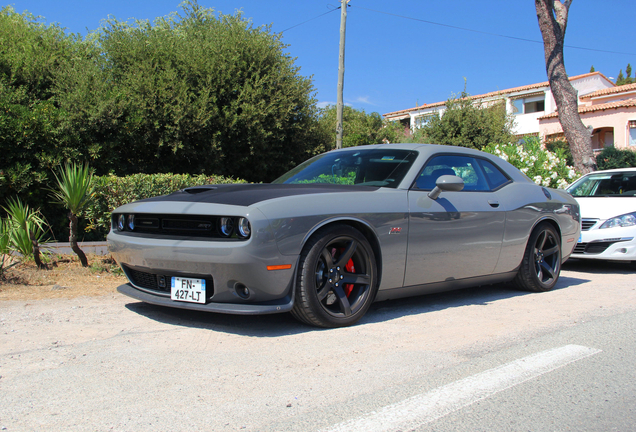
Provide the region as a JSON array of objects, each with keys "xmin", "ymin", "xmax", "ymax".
[
  {"xmin": 361, "ymin": 270, "xmax": 590, "ymax": 325},
  {"xmin": 123, "ymin": 267, "xmax": 592, "ymax": 336},
  {"xmin": 124, "ymin": 301, "xmax": 306, "ymax": 336},
  {"xmin": 563, "ymin": 258, "xmax": 634, "ymax": 275}
]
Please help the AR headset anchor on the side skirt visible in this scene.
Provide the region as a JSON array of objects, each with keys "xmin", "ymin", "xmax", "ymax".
[{"xmin": 374, "ymin": 270, "xmax": 519, "ymax": 302}]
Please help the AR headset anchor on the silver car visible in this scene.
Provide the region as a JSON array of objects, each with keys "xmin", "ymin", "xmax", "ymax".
[{"xmin": 108, "ymin": 144, "xmax": 580, "ymax": 327}]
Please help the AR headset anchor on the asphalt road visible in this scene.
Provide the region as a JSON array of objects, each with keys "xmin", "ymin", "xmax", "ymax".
[{"xmin": 1, "ymin": 259, "xmax": 634, "ymax": 431}]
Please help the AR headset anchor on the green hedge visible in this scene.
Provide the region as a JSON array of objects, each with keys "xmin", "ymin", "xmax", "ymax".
[
  {"xmin": 596, "ymin": 147, "xmax": 636, "ymax": 170},
  {"xmin": 85, "ymin": 173, "xmax": 245, "ymax": 239}
]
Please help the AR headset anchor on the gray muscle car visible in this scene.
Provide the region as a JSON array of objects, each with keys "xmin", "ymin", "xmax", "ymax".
[{"xmin": 108, "ymin": 144, "xmax": 580, "ymax": 327}]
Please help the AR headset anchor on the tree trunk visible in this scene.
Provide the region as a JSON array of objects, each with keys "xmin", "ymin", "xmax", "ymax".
[
  {"xmin": 535, "ymin": 0, "xmax": 596, "ymax": 174},
  {"xmin": 69, "ymin": 212, "xmax": 89, "ymax": 267},
  {"xmin": 30, "ymin": 234, "xmax": 45, "ymax": 269}
]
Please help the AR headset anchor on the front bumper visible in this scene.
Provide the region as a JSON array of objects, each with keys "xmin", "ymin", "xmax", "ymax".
[
  {"xmin": 108, "ymin": 229, "xmax": 298, "ymax": 313},
  {"xmin": 570, "ymin": 221, "xmax": 636, "ymax": 261},
  {"xmin": 117, "ymin": 283, "xmax": 294, "ymax": 315}
]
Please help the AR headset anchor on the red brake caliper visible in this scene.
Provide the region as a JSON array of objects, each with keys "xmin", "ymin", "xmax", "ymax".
[
  {"xmin": 334, "ymin": 248, "xmax": 356, "ymax": 297},
  {"xmin": 344, "ymin": 259, "xmax": 355, "ymax": 297}
]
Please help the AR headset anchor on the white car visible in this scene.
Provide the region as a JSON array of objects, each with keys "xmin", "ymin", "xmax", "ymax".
[{"xmin": 567, "ymin": 168, "xmax": 636, "ymax": 262}]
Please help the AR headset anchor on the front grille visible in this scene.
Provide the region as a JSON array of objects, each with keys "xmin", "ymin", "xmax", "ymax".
[
  {"xmin": 573, "ymin": 243, "xmax": 587, "ymax": 254},
  {"xmin": 112, "ymin": 213, "xmax": 249, "ymax": 240},
  {"xmin": 127, "ymin": 267, "xmax": 160, "ymax": 290},
  {"xmin": 162, "ymin": 218, "xmax": 214, "ymax": 232},
  {"xmin": 134, "ymin": 215, "xmax": 215, "ymax": 236},
  {"xmin": 123, "ymin": 265, "xmax": 214, "ymax": 300},
  {"xmin": 585, "ymin": 242, "xmax": 613, "ymax": 254},
  {"xmin": 573, "ymin": 241, "xmax": 618, "ymax": 255},
  {"xmin": 581, "ymin": 219, "xmax": 598, "ymax": 231}
]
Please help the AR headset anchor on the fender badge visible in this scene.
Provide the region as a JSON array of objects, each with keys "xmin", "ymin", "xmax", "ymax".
[{"xmin": 389, "ymin": 227, "xmax": 402, "ymax": 234}]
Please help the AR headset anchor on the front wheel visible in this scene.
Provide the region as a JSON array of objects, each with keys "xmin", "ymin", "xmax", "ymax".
[
  {"xmin": 514, "ymin": 222, "xmax": 561, "ymax": 292},
  {"xmin": 291, "ymin": 225, "xmax": 378, "ymax": 328}
]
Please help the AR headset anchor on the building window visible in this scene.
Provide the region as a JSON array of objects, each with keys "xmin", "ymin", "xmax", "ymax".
[
  {"xmin": 512, "ymin": 95, "xmax": 545, "ymax": 115},
  {"xmin": 629, "ymin": 120, "xmax": 636, "ymax": 146},
  {"xmin": 413, "ymin": 114, "xmax": 434, "ymax": 128}
]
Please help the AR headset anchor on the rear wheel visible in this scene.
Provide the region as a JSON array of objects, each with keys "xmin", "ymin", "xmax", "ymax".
[
  {"xmin": 514, "ymin": 222, "xmax": 561, "ymax": 292},
  {"xmin": 291, "ymin": 225, "xmax": 378, "ymax": 328}
]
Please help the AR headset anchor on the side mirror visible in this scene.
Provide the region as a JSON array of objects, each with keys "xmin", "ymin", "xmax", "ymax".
[{"xmin": 428, "ymin": 175, "xmax": 464, "ymax": 200}]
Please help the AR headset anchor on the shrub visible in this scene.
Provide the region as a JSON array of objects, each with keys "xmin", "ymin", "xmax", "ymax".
[
  {"xmin": 544, "ymin": 139, "xmax": 574, "ymax": 166},
  {"xmin": 596, "ymin": 147, "xmax": 636, "ymax": 170},
  {"xmin": 484, "ymin": 137, "xmax": 577, "ymax": 189},
  {"xmin": 0, "ymin": 218, "xmax": 10, "ymax": 277},
  {"xmin": 2, "ymin": 197, "xmax": 49, "ymax": 268},
  {"xmin": 85, "ymin": 173, "xmax": 246, "ymax": 238}
]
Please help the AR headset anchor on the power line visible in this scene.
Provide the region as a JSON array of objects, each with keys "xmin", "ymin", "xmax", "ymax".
[
  {"xmin": 350, "ymin": 5, "xmax": 636, "ymax": 57},
  {"xmin": 281, "ymin": 7, "xmax": 340, "ymax": 33}
]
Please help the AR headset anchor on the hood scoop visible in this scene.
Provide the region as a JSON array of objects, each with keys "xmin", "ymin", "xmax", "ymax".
[{"xmin": 182, "ymin": 186, "xmax": 218, "ymax": 194}]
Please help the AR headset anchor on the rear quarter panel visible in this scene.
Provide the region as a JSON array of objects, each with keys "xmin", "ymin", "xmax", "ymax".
[{"xmin": 494, "ymin": 183, "xmax": 580, "ymax": 273}]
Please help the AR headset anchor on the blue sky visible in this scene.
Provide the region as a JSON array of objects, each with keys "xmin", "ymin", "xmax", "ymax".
[{"xmin": 7, "ymin": 0, "xmax": 636, "ymax": 116}]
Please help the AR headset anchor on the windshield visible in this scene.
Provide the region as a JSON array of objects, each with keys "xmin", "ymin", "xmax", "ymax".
[
  {"xmin": 567, "ymin": 171, "xmax": 636, "ymax": 197},
  {"xmin": 272, "ymin": 149, "xmax": 418, "ymax": 188}
]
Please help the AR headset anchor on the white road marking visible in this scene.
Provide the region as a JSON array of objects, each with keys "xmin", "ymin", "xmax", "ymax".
[{"xmin": 323, "ymin": 344, "xmax": 602, "ymax": 432}]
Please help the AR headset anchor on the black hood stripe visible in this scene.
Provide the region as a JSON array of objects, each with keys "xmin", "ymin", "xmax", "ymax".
[{"xmin": 139, "ymin": 184, "xmax": 379, "ymax": 207}]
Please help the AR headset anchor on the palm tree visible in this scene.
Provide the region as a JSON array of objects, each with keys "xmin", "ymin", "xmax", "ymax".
[{"xmin": 50, "ymin": 163, "xmax": 95, "ymax": 267}]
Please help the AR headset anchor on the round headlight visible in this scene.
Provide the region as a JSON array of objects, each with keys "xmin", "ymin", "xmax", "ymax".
[
  {"xmin": 127, "ymin": 214, "xmax": 135, "ymax": 231},
  {"xmin": 117, "ymin": 214, "xmax": 125, "ymax": 231},
  {"xmin": 237, "ymin": 217, "xmax": 251, "ymax": 238},
  {"xmin": 219, "ymin": 217, "xmax": 234, "ymax": 237}
]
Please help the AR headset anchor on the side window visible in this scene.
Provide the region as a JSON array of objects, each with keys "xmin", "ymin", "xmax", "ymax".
[
  {"xmin": 413, "ymin": 155, "xmax": 489, "ymax": 191},
  {"xmin": 478, "ymin": 159, "xmax": 511, "ymax": 190}
]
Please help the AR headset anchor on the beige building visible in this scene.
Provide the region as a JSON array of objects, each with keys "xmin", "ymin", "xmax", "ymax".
[
  {"xmin": 539, "ymin": 82, "xmax": 636, "ymax": 151},
  {"xmin": 384, "ymin": 72, "xmax": 636, "ymax": 151}
]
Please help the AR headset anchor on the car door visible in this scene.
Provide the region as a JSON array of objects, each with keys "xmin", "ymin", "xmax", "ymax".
[{"xmin": 404, "ymin": 154, "xmax": 509, "ymax": 286}]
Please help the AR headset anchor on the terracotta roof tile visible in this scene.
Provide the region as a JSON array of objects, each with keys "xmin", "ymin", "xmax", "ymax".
[
  {"xmin": 539, "ymin": 98, "xmax": 636, "ymax": 119},
  {"xmin": 384, "ymin": 71, "xmax": 613, "ymax": 117},
  {"xmin": 580, "ymin": 82, "xmax": 636, "ymax": 99}
]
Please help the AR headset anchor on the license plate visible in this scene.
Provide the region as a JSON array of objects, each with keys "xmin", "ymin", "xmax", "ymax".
[{"xmin": 171, "ymin": 277, "xmax": 206, "ymax": 304}]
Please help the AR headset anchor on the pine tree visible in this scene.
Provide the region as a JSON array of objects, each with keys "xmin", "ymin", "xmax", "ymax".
[
  {"xmin": 616, "ymin": 70, "xmax": 626, "ymax": 85},
  {"xmin": 589, "ymin": 65, "xmax": 595, "ymax": 72}
]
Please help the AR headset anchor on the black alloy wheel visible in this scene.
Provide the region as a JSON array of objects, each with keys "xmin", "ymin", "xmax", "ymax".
[
  {"xmin": 291, "ymin": 224, "xmax": 378, "ymax": 328},
  {"xmin": 514, "ymin": 222, "xmax": 561, "ymax": 292}
]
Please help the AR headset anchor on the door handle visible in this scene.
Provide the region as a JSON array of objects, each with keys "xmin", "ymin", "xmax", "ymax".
[{"xmin": 488, "ymin": 200, "xmax": 500, "ymax": 208}]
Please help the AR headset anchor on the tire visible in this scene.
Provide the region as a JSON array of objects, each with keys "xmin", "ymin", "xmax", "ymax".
[
  {"xmin": 514, "ymin": 222, "xmax": 561, "ymax": 292},
  {"xmin": 291, "ymin": 224, "xmax": 378, "ymax": 328}
]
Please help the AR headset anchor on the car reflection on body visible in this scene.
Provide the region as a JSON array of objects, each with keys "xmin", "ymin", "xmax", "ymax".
[
  {"xmin": 567, "ymin": 168, "xmax": 636, "ymax": 262},
  {"xmin": 108, "ymin": 144, "xmax": 581, "ymax": 328}
]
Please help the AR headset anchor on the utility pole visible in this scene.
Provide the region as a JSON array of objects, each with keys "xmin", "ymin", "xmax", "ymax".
[{"xmin": 336, "ymin": 0, "xmax": 349, "ymax": 149}]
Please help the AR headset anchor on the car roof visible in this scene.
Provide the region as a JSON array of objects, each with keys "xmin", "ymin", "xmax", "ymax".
[
  {"xmin": 329, "ymin": 143, "xmax": 496, "ymax": 156},
  {"xmin": 580, "ymin": 167, "xmax": 636, "ymax": 176},
  {"xmin": 327, "ymin": 143, "xmax": 532, "ymax": 187}
]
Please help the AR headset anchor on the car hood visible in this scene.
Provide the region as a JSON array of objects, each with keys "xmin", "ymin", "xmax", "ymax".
[
  {"xmin": 139, "ymin": 183, "xmax": 379, "ymax": 207},
  {"xmin": 575, "ymin": 196, "xmax": 636, "ymax": 220}
]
